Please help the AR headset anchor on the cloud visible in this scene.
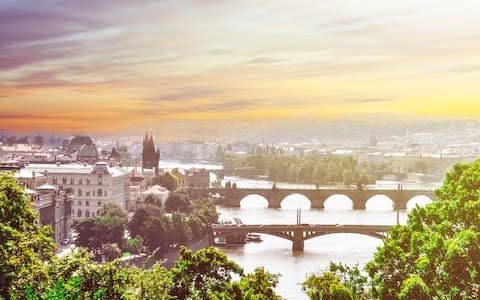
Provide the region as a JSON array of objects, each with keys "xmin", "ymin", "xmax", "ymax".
[
  {"xmin": 447, "ymin": 65, "xmax": 480, "ymax": 74},
  {"xmin": 245, "ymin": 57, "xmax": 288, "ymax": 65}
]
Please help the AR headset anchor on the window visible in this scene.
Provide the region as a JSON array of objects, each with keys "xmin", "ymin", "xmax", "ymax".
[
  {"xmin": 97, "ymin": 175, "xmax": 102, "ymax": 185},
  {"xmin": 97, "ymin": 189, "xmax": 102, "ymax": 197},
  {"xmin": 79, "ymin": 189, "xmax": 83, "ymax": 196},
  {"xmin": 86, "ymin": 191, "xmax": 90, "ymax": 197},
  {"xmin": 62, "ymin": 177, "xmax": 67, "ymax": 184},
  {"xmin": 85, "ymin": 210, "xmax": 90, "ymax": 218},
  {"xmin": 77, "ymin": 209, "xmax": 82, "ymax": 218},
  {"xmin": 97, "ymin": 201, "xmax": 101, "ymax": 206},
  {"xmin": 78, "ymin": 200, "xmax": 82, "ymax": 206},
  {"xmin": 78, "ymin": 178, "xmax": 83, "ymax": 185},
  {"xmin": 86, "ymin": 178, "xmax": 90, "ymax": 185},
  {"xmin": 70, "ymin": 177, "xmax": 74, "ymax": 184},
  {"xmin": 104, "ymin": 190, "xmax": 107, "ymax": 197},
  {"xmin": 52, "ymin": 176, "xmax": 57, "ymax": 185},
  {"xmin": 93, "ymin": 190, "xmax": 96, "ymax": 196},
  {"xmin": 86, "ymin": 201, "xmax": 89, "ymax": 206}
]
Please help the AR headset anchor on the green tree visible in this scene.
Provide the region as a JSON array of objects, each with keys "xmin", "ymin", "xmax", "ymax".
[
  {"xmin": 237, "ymin": 266, "xmax": 282, "ymax": 300},
  {"xmin": 152, "ymin": 172, "xmax": 178, "ymax": 191},
  {"xmin": 72, "ymin": 213, "xmax": 125, "ymax": 253},
  {"xmin": 0, "ymin": 173, "xmax": 55, "ymax": 298},
  {"xmin": 101, "ymin": 242, "xmax": 121, "ymax": 261},
  {"xmin": 366, "ymin": 159, "xmax": 480, "ymax": 299},
  {"xmin": 169, "ymin": 246, "xmax": 243, "ymax": 299},
  {"xmin": 99, "ymin": 201, "xmax": 127, "ymax": 221},
  {"xmin": 328, "ymin": 263, "xmax": 369, "ymax": 299},
  {"xmin": 302, "ymin": 272, "xmax": 354, "ymax": 300},
  {"xmin": 166, "ymin": 192, "xmax": 191, "ymax": 213}
]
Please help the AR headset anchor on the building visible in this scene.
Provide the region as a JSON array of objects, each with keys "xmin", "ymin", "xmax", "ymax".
[
  {"xmin": 27, "ymin": 184, "xmax": 73, "ymax": 244},
  {"xmin": 141, "ymin": 184, "xmax": 170, "ymax": 205},
  {"xmin": 142, "ymin": 132, "xmax": 160, "ymax": 174},
  {"xmin": 76, "ymin": 141, "xmax": 99, "ymax": 164},
  {"xmin": 23, "ymin": 162, "xmax": 130, "ymax": 220},
  {"xmin": 172, "ymin": 168, "xmax": 210, "ymax": 189},
  {"xmin": 14, "ymin": 169, "xmax": 48, "ymax": 189}
]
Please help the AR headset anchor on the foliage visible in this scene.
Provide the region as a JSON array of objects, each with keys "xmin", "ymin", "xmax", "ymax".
[
  {"xmin": 151, "ymin": 172, "xmax": 178, "ymax": 191},
  {"xmin": 365, "ymin": 159, "xmax": 480, "ymax": 299},
  {"xmin": 129, "ymin": 196, "xmax": 217, "ymax": 251},
  {"xmin": 99, "ymin": 202, "xmax": 127, "ymax": 221},
  {"xmin": 144, "ymin": 193, "xmax": 162, "ymax": 207},
  {"xmin": 102, "ymin": 243, "xmax": 121, "ymax": 261},
  {"xmin": 237, "ymin": 266, "xmax": 282, "ymax": 300},
  {"xmin": 1, "ymin": 173, "xmax": 280, "ymax": 299},
  {"xmin": 0, "ymin": 173, "xmax": 55, "ymax": 298},
  {"xmin": 72, "ymin": 214, "xmax": 125, "ymax": 253},
  {"xmin": 222, "ymin": 154, "xmax": 379, "ymax": 186},
  {"xmin": 302, "ymin": 271, "xmax": 354, "ymax": 300},
  {"xmin": 169, "ymin": 246, "xmax": 243, "ymax": 299},
  {"xmin": 165, "ymin": 192, "xmax": 191, "ymax": 213},
  {"xmin": 328, "ymin": 263, "xmax": 369, "ymax": 299}
]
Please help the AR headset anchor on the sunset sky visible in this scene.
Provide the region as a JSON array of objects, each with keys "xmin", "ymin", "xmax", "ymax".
[{"xmin": 1, "ymin": 0, "xmax": 480, "ymax": 136}]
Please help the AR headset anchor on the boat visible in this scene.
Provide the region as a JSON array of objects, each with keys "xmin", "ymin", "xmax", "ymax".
[{"xmin": 245, "ymin": 233, "xmax": 262, "ymax": 243}]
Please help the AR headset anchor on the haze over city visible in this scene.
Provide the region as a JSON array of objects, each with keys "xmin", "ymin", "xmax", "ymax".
[{"xmin": 2, "ymin": 0, "xmax": 480, "ymax": 138}]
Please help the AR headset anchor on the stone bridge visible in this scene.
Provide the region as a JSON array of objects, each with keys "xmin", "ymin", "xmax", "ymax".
[
  {"xmin": 211, "ymin": 224, "xmax": 392, "ymax": 251},
  {"xmin": 188, "ymin": 187, "xmax": 437, "ymax": 209}
]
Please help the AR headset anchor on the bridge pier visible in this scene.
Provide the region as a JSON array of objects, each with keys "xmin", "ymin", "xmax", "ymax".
[{"xmin": 292, "ymin": 229, "xmax": 304, "ymax": 251}]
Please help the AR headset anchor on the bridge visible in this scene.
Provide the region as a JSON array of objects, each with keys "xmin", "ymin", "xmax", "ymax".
[
  {"xmin": 211, "ymin": 223, "xmax": 393, "ymax": 251},
  {"xmin": 188, "ymin": 187, "xmax": 437, "ymax": 209}
]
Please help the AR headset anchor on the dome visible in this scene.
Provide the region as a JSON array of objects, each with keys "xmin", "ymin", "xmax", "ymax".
[
  {"xmin": 60, "ymin": 135, "xmax": 94, "ymax": 153},
  {"xmin": 77, "ymin": 142, "xmax": 99, "ymax": 159}
]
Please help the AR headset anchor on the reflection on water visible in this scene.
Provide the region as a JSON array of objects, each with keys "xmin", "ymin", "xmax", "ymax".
[{"xmin": 217, "ymin": 193, "xmax": 432, "ymax": 299}]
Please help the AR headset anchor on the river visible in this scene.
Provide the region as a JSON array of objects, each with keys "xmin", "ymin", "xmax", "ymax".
[
  {"xmin": 160, "ymin": 161, "xmax": 438, "ymax": 299},
  {"xmin": 215, "ymin": 177, "xmax": 436, "ymax": 299}
]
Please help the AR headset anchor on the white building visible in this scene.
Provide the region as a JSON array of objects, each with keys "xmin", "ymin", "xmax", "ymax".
[
  {"xmin": 141, "ymin": 184, "xmax": 170, "ymax": 204},
  {"xmin": 23, "ymin": 162, "xmax": 130, "ymax": 220}
]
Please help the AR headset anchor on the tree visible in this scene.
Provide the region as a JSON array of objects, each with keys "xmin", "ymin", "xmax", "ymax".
[
  {"xmin": 302, "ymin": 272, "xmax": 354, "ymax": 300},
  {"xmin": 0, "ymin": 173, "xmax": 55, "ymax": 298},
  {"xmin": 99, "ymin": 201, "xmax": 127, "ymax": 220},
  {"xmin": 169, "ymin": 246, "xmax": 243, "ymax": 299},
  {"xmin": 72, "ymin": 213, "xmax": 125, "ymax": 254},
  {"xmin": 166, "ymin": 192, "xmax": 191, "ymax": 213},
  {"xmin": 102, "ymin": 243, "xmax": 121, "ymax": 261},
  {"xmin": 128, "ymin": 204, "xmax": 167, "ymax": 251},
  {"xmin": 151, "ymin": 172, "xmax": 178, "ymax": 191},
  {"xmin": 237, "ymin": 266, "xmax": 282, "ymax": 300},
  {"xmin": 366, "ymin": 159, "xmax": 480, "ymax": 299},
  {"xmin": 328, "ymin": 263, "xmax": 369, "ymax": 299}
]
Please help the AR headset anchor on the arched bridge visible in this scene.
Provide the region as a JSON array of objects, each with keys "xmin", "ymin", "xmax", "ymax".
[
  {"xmin": 211, "ymin": 224, "xmax": 392, "ymax": 251},
  {"xmin": 189, "ymin": 187, "xmax": 437, "ymax": 209}
]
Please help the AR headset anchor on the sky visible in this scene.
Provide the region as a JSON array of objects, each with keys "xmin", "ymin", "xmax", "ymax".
[{"xmin": 1, "ymin": 0, "xmax": 480, "ymax": 137}]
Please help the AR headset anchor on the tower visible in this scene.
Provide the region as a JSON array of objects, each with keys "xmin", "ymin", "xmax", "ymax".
[{"xmin": 142, "ymin": 131, "xmax": 160, "ymax": 175}]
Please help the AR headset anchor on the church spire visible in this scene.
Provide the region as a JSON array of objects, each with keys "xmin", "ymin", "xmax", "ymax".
[{"xmin": 142, "ymin": 131, "xmax": 160, "ymax": 175}]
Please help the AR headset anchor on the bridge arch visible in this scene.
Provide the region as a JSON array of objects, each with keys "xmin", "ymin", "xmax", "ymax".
[
  {"xmin": 239, "ymin": 194, "xmax": 269, "ymax": 208},
  {"xmin": 324, "ymin": 194, "xmax": 353, "ymax": 210},
  {"xmin": 365, "ymin": 195, "xmax": 394, "ymax": 210},
  {"xmin": 406, "ymin": 195, "xmax": 433, "ymax": 211},
  {"xmin": 243, "ymin": 231, "xmax": 387, "ymax": 243},
  {"xmin": 280, "ymin": 193, "xmax": 311, "ymax": 209},
  {"xmin": 304, "ymin": 231, "xmax": 387, "ymax": 240}
]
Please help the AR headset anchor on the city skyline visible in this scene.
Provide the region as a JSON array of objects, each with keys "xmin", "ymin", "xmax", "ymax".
[{"xmin": 2, "ymin": 1, "xmax": 480, "ymax": 135}]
